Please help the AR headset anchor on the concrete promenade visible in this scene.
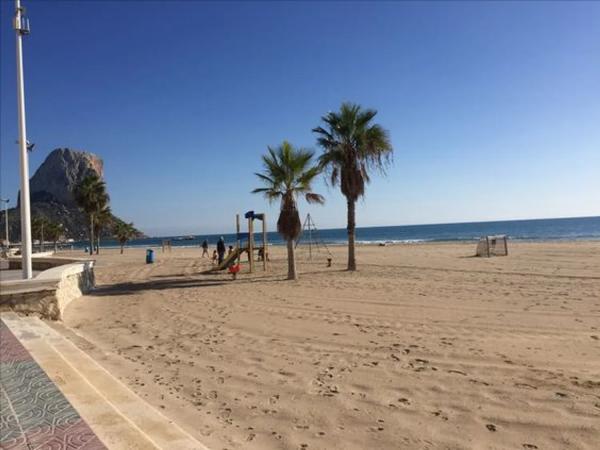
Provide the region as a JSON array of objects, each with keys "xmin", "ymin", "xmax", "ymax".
[
  {"xmin": 0, "ymin": 313, "xmax": 209, "ymax": 450},
  {"xmin": 0, "ymin": 318, "xmax": 105, "ymax": 449}
]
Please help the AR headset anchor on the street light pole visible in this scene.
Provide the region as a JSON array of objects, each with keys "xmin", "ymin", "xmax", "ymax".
[
  {"xmin": 0, "ymin": 198, "xmax": 9, "ymax": 247},
  {"xmin": 14, "ymin": 0, "xmax": 32, "ymax": 279}
]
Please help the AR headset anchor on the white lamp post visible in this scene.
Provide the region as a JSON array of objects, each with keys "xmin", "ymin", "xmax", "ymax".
[
  {"xmin": 13, "ymin": 0, "xmax": 32, "ymax": 279},
  {"xmin": 0, "ymin": 198, "xmax": 9, "ymax": 247}
]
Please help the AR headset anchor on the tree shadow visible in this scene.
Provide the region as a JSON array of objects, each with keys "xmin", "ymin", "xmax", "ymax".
[
  {"xmin": 90, "ymin": 277, "xmax": 227, "ymax": 296},
  {"xmin": 90, "ymin": 265, "xmax": 348, "ymax": 297}
]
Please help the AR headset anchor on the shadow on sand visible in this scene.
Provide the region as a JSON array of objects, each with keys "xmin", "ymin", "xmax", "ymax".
[
  {"xmin": 89, "ymin": 278, "xmax": 227, "ymax": 296},
  {"xmin": 89, "ymin": 266, "xmax": 349, "ymax": 297}
]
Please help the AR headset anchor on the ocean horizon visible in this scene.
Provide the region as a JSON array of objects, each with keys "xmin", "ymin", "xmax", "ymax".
[{"xmin": 75, "ymin": 216, "xmax": 600, "ymax": 250}]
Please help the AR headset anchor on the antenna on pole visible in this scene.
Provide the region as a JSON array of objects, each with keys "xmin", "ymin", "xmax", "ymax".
[
  {"xmin": 14, "ymin": 1, "xmax": 31, "ymax": 35},
  {"xmin": 14, "ymin": 0, "xmax": 33, "ymax": 279}
]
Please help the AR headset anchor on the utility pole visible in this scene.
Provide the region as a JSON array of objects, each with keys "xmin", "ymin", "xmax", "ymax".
[
  {"xmin": 13, "ymin": 0, "xmax": 32, "ymax": 279},
  {"xmin": 0, "ymin": 198, "xmax": 9, "ymax": 247}
]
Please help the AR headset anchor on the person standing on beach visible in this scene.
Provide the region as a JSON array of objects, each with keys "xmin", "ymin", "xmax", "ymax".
[
  {"xmin": 201, "ymin": 239, "xmax": 209, "ymax": 257},
  {"xmin": 217, "ymin": 237, "xmax": 226, "ymax": 265}
]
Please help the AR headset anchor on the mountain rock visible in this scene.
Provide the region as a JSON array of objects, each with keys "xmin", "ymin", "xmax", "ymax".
[
  {"xmin": 26, "ymin": 148, "xmax": 104, "ymax": 207},
  {"xmin": 3, "ymin": 148, "xmax": 143, "ymax": 242}
]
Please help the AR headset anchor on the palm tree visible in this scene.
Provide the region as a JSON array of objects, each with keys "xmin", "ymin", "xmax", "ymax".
[
  {"xmin": 252, "ymin": 141, "xmax": 324, "ymax": 280},
  {"xmin": 114, "ymin": 221, "xmax": 136, "ymax": 254},
  {"xmin": 313, "ymin": 102, "xmax": 393, "ymax": 271},
  {"xmin": 94, "ymin": 205, "xmax": 112, "ymax": 255},
  {"xmin": 31, "ymin": 216, "xmax": 50, "ymax": 252},
  {"xmin": 45, "ymin": 222, "xmax": 64, "ymax": 253},
  {"xmin": 74, "ymin": 173, "xmax": 109, "ymax": 255}
]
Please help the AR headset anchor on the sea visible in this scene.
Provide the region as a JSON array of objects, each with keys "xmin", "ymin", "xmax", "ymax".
[{"xmin": 73, "ymin": 216, "xmax": 600, "ymax": 250}]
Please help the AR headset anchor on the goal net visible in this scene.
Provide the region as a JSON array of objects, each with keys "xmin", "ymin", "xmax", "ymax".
[{"xmin": 476, "ymin": 235, "xmax": 508, "ymax": 257}]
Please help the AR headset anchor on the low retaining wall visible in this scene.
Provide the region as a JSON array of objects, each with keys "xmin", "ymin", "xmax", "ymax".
[
  {"xmin": 0, "ymin": 259, "xmax": 95, "ymax": 320},
  {"xmin": 8, "ymin": 255, "xmax": 80, "ymax": 271}
]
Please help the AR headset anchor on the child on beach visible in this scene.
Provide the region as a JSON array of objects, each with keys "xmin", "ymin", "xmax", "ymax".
[
  {"xmin": 212, "ymin": 250, "xmax": 218, "ymax": 264},
  {"xmin": 201, "ymin": 239, "xmax": 209, "ymax": 257}
]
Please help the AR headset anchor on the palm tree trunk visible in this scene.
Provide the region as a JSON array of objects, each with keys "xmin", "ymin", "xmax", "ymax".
[
  {"xmin": 347, "ymin": 198, "xmax": 356, "ymax": 271},
  {"xmin": 89, "ymin": 213, "xmax": 94, "ymax": 256},
  {"xmin": 96, "ymin": 233, "xmax": 100, "ymax": 255},
  {"xmin": 120, "ymin": 243, "xmax": 124, "ymax": 254},
  {"xmin": 286, "ymin": 238, "xmax": 297, "ymax": 280}
]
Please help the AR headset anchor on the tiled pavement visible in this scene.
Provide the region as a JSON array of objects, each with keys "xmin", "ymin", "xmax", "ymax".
[{"xmin": 0, "ymin": 319, "xmax": 106, "ymax": 449}]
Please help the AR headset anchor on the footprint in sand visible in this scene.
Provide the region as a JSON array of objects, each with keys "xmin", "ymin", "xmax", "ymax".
[
  {"xmin": 469, "ymin": 378, "xmax": 490, "ymax": 386},
  {"xmin": 432, "ymin": 410, "xmax": 448, "ymax": 421},
  {"xmin": 486, "ymin": 424, "xmax": 497, "ymax": 432},
  {"xmin": 522, "ymin": 445, "xmax": 538, "ymax": 449},
  {"xmin": 515, "ymin": 383, "xmax": 537, "ymax": 390},
  {"xmin": 270, "ymin": 431, "xmax": 283, "ymax": 440}
]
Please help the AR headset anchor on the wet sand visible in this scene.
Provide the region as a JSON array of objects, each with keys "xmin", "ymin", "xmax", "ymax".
[{"xmin": 57, "ymin": 241, "xmax": 600, "ymax": 449}]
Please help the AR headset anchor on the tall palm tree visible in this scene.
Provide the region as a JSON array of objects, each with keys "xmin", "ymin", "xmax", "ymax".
[
  {"xmin": 94, "ymin": 205, "xmax": 112, "ymax": 255},
  {"xmin": 31, "ymin": 216, "xmax": 50, "ymax": 252},
  {"xmin": 252, "ymin": 141, "xmax": 324, "ymax": 280},
  {"xmin": 114, "ymin": 221, "xmax": 136, "ymax": 254},
  {"xmin": 313, "ymin": 102, "xmax": 393, "ymax": 271},
  {"xmin": 74, "ymin": 173, "xmax": 109, "ymax": 256},
  {"xmin": 45, "ymin": 221, "xmax": 64, "ymax": 253}
]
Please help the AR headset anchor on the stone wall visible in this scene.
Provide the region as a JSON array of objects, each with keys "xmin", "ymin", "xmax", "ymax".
[
  {"xmin": 0, "ymin": 261, "xmax": 95, "ymax": 320},
  {"xmin": 8, "ymin": 255, "xmax": 81, "ymax": 271},
  {"xmin": 0, "ymin": 288, "xmax": 60, "ymax": 319}
]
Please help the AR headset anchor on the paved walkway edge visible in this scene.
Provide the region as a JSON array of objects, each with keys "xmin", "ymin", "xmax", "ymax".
[{"xmin": 1, "ymin": 312, "xmax": 209, "ymax": 450}]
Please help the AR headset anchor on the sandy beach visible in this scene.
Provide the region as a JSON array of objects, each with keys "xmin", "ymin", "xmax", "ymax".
[{"xmin": 54, "ymin": 241, "xmax": 600, "ymax": 450}]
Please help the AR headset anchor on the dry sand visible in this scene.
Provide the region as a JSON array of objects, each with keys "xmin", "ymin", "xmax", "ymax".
[{"xmin": 55, "ymin": 241, "xmax": 600, "ymax": 449}]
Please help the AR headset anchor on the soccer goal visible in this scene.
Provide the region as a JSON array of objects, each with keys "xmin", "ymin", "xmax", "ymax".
[{"xmin": 475, "ymin": 235, "xmax": 508, "ymax": 257}]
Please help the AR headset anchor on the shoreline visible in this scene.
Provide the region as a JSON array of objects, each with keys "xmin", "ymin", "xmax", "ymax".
[{"xmin": 61, "ymin": 236, "xmax": 600, "ymax": 251}]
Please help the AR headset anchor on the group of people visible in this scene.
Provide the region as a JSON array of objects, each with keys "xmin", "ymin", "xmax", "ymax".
[
  {"xmin": 201, "ymin": 236, "xmax": 269, "ymax": 267},
  {"xmin": 201, "ymin": 237, "xmax": 234, "ymax": 265}
]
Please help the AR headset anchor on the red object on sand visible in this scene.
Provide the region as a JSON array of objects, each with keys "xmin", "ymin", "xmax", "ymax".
[{"xmin": 228, "ymin": 264, "xmax": 241, "ymax": 274}]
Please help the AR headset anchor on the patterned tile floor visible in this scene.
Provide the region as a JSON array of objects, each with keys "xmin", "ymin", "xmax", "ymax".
[{"xmin": 0, "ymin": 319, "xmax": 106, "ymax": 449}]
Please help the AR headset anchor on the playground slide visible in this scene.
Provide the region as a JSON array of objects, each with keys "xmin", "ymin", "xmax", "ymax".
[{"xmin": 205, "ymin": 247, "xmax": 243, "ymax": 272}]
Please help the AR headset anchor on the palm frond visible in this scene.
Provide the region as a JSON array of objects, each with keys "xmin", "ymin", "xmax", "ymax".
[
  {"xmin": 313, "ymin": 102, "xmax": 393, "ymax": 199},
  {"xmin": 253, "ymin": 140, "xmax": 325, "ymax": 239},
  {"xmin": 305, "ymin": 193, "xmax": 325, "ymax": 205}
]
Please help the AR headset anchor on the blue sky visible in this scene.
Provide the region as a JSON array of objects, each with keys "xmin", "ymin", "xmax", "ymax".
[{"xmin": 1, "ymin": 1, "xmax": 599, "ymax": 236}]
